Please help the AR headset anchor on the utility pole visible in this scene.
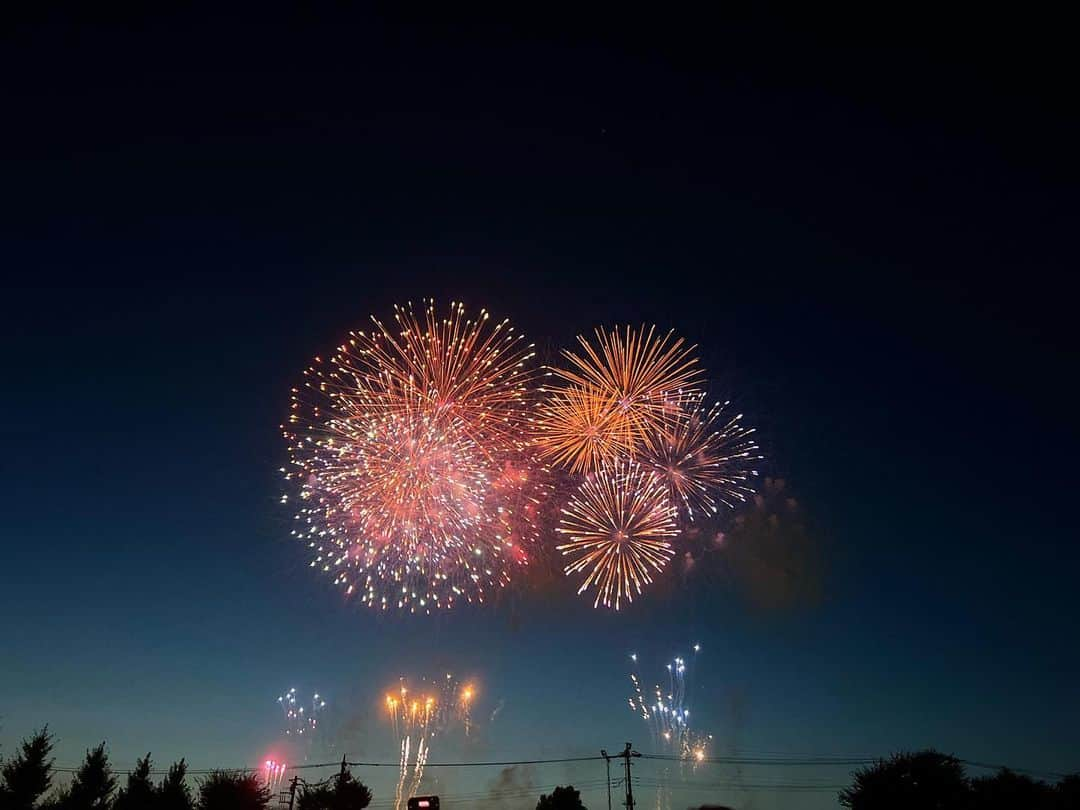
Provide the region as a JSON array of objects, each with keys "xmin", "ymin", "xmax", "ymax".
[
  {"xmin": 601, "ymin": 749, "xmax": 612, "ymax": 810},
  {"xmin": 604, "ymin": 742, "xmax": 638, "ymax": 809},
  {"xmin": 622, "ymin": 743, "xmax": 637, "ymax": 809},
  {"xmin": 287, "ymin": 775, "xmax": 298, "ymax": 810}
]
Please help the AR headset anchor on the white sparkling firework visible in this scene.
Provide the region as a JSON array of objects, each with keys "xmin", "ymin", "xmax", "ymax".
[
  {"xmin": 628, "ymin": 644, "xmax": 712, "ymax": 762},
  {"xmin": 277, "ymin": 687, "xmax": 326, "ymax": 737}
]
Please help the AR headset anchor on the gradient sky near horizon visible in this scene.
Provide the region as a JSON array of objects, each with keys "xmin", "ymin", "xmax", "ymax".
[{"xmin": 2, "ymin": 10, "xmax": 1078, "ymax": 809}]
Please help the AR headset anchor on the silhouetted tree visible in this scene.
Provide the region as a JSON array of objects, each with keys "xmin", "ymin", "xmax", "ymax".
[
  {"xmin": 839, "ymin": 750, "xmax": 968, "ymax": 810},
  {"xmin": 156, "ymin": 761, "xmax": 193, "ymax": 810},
  {"xmin": 970, "ymin": 767, "xmax": 1053, "ymax": 809},
  {"xmin": 1055, "ymin": 774, "xmax": 1080, "ymax": 810},
  {"xmin": 113, "ymin": 754, "xmax": 154, "ymax": 810},
  {"xmin": 0, "ymin": 728, "xmax": 55, "ymax": 810},
  {"xmin": 536, "ymin": 785, "xmax": 586, "ymax": 810},
  {"xmin": 62, "ymin": 743, "xmax": 116, "ymax": 810},
  {"xmin": 296, "ymin": 769, "xmax": 372, "ymax": 810},
  {"xmin": 196, "ymin": 772, "xmax": 268, "ymax": 810}
]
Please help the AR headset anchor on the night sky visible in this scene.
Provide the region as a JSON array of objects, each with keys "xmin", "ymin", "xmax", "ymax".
[{"xmin": 2, "ymin": 9, "xmax": 1078, "ymax": 809}]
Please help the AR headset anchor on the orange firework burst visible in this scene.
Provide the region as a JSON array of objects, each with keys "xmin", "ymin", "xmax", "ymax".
[
  {"xmin": 532, "ymin": 384, "xmax": 625, "ymax": 475},
  {"xmin": 537, "ymin": 325, "xmax": 704, "ymax": 471},
  {"xmin": 643, "ymin": 393, "xmax": 762, "ymax": 520},
  {"xmin": 283, "ymin": 300, "xmax": 547, "ymax": 613},
  {"xmin": 556, "ymin": 459, "xmax": 678, "ymax": 610}
]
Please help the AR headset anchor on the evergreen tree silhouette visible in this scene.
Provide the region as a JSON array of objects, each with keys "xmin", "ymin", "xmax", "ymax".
[
  {"xmin": 156, "ymin": 761, "xmax": 193, "ymax": 810},
  {"xmin": 62, "ymin": 744, "xmax": 116, "ymax": 810},
  {"xmin": 113, "ymin": 754, "xmax": 154, "ymax": 810},
  {"xmin": 0, "ymin": 728, "xmax": 55, "ymax": 810}
]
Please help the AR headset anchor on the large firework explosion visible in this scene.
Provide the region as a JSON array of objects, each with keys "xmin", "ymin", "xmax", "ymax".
[
  {"xmin": 283, "ymin": 300, "xmax": 548, "ymax": 613},
  {"xmin": 536, "ymin": 325, "xmax": 704, "ymax": 472},
  {"xmin": 531, "ymin": 383, "xmax": 626, "ymax": 475},
  {"xmin": 556, "ymin": 459, "xmax": 678, "ymax": 610},
  {"xmin": 384, "ymin": 674, "xmax": 475, "ymax": 810},
  {"xmin": 540, "ymin": 326, "xmax": 760, "ymax": 608},
  {"xmin": 640, "ymin": 392, "xmax": 762, "ymax": 520},
  {"xmin": 285, "ymin": 306, "xmax": 760, "ymax": 613}
]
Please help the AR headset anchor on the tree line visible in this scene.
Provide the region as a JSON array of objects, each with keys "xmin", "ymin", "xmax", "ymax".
[
  {"xmin": 840, "ymin": 750, "xmax": 1080, "ymax": 809},
  {"xmin": 10, "ymin": 727, "xmax": 1076, "ymax": 809},
  {"xmin": 0, "ymin": 729, "xmax": 590, "ymax": 810}
]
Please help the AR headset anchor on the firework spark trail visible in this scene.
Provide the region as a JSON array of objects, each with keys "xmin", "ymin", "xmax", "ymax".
[
  {"xmin": 278, "ymin": 688, "xmax": 325, "ymax": 737},
  {"xmin": 385, "ymin": 675, "xmax": 474, "ymax": 810},
  {"xmin": 641, "ymin": 393, "xmax": 762, "ymax": 520},
  {"xmin": 628, "ymin": 645, "xmax": 711, "ymax": 761},
  {"xmin": 283, "ymin": 300, "xmax": 548, "ymax": 613},
  {"xmin": 262, "ymin": 760, "xmax": 287, "ymax": 792},
  {"xmin": 556, "ymin": 459, "xmax": 678, "ymax": 610},
  {"xmin": 538, "ymin": 325, "xmax": 704, "ymax": 472},
  {"xmin": 628, "ymin": 645, "xmax": 712, "ymax": 810}
]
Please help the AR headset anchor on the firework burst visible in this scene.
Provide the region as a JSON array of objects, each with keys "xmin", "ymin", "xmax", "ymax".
[
  {"xmin": 642, "ymin": 393, "xmax": 762, "ymax": 520},
  {"xmin": 629, "ymin": 647, "xmax": 711, "ymax": 761},
  {"xmin": 385, "ymin": 674, "xmax": 475, "ymax": 810},
  {"xmin": 283, "ymin": 301, "xmax": 548, "ymax": 613},
  {"xmin": 532, "ymin": 384, "xmax": 625, "ymax": 475},
  {"xmin": 262, "ymin": 760, "xmax": 288, "ymax": 792},
  {"xmin": 537, "ymin": 325, "xmax": 704, "ymax": 472},
  {"xmin": 556, "ymin": 459, "xmax": 678, "ymax": 609},
  {"xmin": 629, "ymin": 646, "xmax": 712, "ymax": 810},
  {"xmin": 277, "ymin": 687, "xmax": 325, "ymax": 737}
]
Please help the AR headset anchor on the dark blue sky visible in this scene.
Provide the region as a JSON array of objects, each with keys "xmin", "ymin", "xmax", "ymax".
[{"xmin": 2, "ymin": 9, "xmax": 1077, "ymax": 808}]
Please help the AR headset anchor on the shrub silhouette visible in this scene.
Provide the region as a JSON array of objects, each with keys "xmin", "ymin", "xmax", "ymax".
[
  {"xmin": 536, "ymin": 785, "xmax": 586, "ymax": 810},
  {"xmin": 839, "ymin": 750, "xmax": 968, "ymax": 809},
  {"xmin": 196, "ymin": 772, "xmax": 269, "ymax": 810},
  {"xmin": 297, "ymin": 769, "xmax": 372, "ymax": 810}
]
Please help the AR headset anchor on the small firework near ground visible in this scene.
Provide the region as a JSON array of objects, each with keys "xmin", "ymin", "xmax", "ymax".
[
  {"xmin": 629, "ymin": 645, "xmax": 713, "ymax": 810},
  {"xmin": 384, "ymin": 674, "xmax": 475, "ymax": 810}
]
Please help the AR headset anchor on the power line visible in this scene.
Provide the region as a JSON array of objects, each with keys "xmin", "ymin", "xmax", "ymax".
[
  {"xmin": 639, "ymin": 753, "xmax": 876, "ymax": 766},
  {"xmin": 53, "ymin": 754, "xmax": 605, "ymax": 776},
  {"xmin": 638, "ymin": 752, "xmax": 1072, "ymax": 779},
  {"xmin": 49, "ymin": 752, "xmax": 1074, "ymax": 782}
]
